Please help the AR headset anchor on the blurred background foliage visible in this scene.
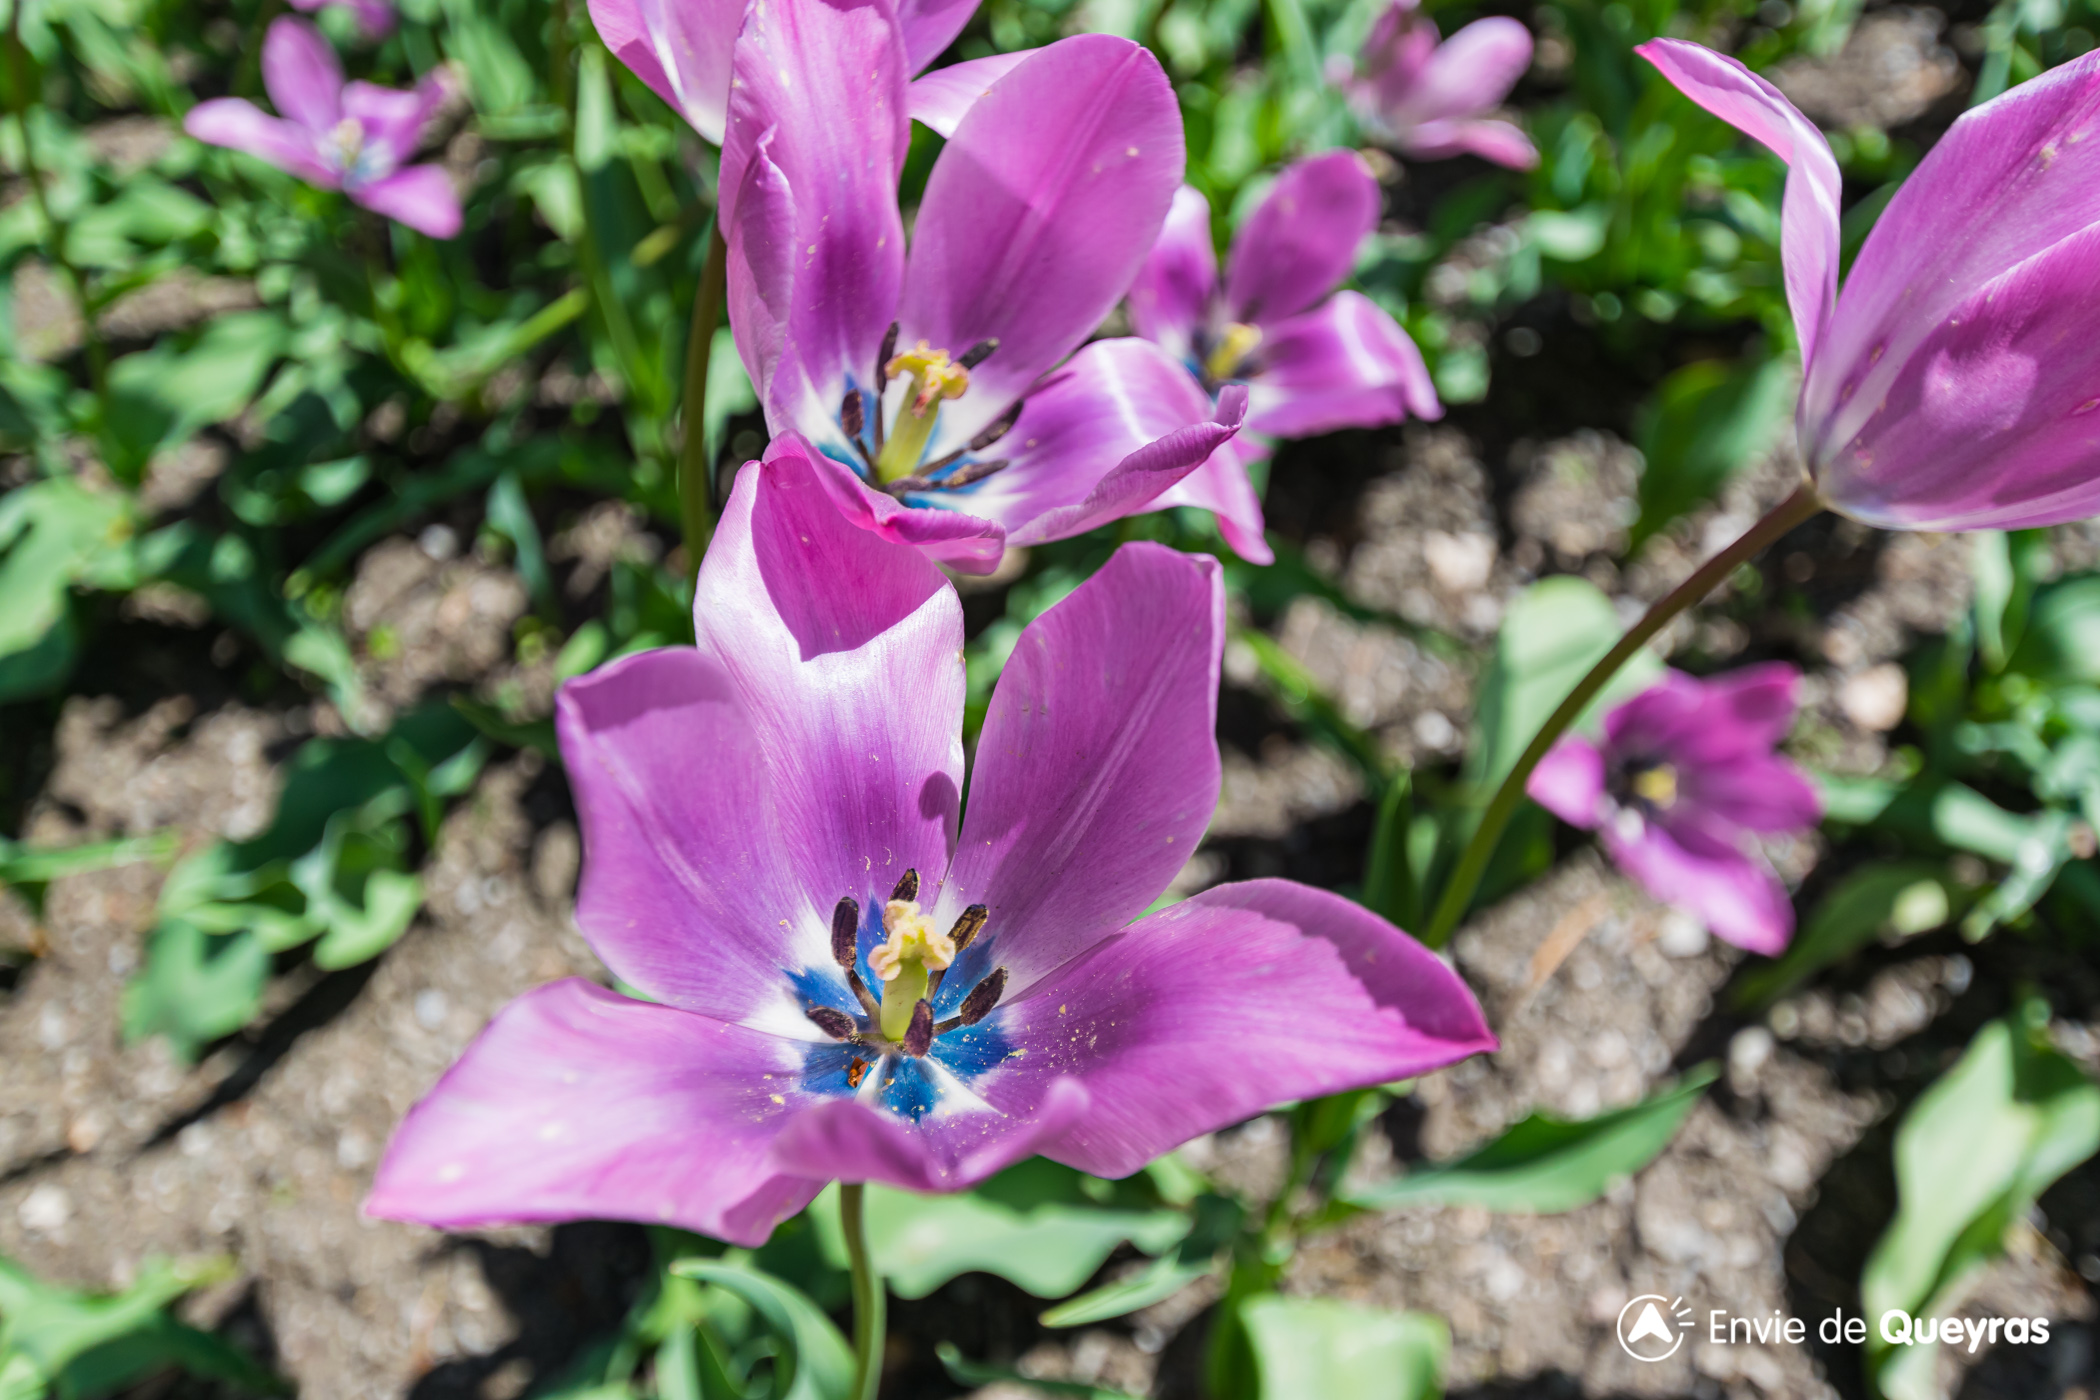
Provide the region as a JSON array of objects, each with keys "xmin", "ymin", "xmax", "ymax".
[{"xmin": 9, "ymin": 0, "xmax": 2100, "ymax": 1387}]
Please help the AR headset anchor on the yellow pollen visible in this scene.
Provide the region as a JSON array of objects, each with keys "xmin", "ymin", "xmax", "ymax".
[
  {"xmin": 885, "ymin": 341, "xmax": 971, "ymax": 418},
  {"xmin": 331, "ymin": 118, "xmax": 366, "ymax": 168},
  {"xmin": 1205, "ymin": 322, "xmax": 1263, "ymax": 382},
  {"xmin": 868, "ymin": 898, "xmax": 954, "ymax": 982},
  {"xmin": 1631, "ymin": 764, "xmax": 1679, "ymax": 809}
]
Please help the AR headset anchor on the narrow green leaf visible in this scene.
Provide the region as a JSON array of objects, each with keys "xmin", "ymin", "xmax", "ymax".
[
  {"xmin": 935, "ymin": 1342, "xmax": 1141, "ymax": 1399},
  {"xmin": 1346, "ymin": 1066, "xmax": 1717, "ymax": 1214}
]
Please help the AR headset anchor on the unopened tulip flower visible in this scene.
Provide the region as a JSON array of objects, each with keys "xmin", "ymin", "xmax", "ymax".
[
  {"xmin": 367, "ymin": 439, "xmax": 1495, "ymax": 1243},
  {"xmin": 592, "ymin": 0, "xmax": 977, "ymax": 145},
  {"xmin": 719, "ymin": 0, "xmax": 1245, "ymax": 573},
  {"xmin": 1126, "ymin": 152, "xmax": 1442, "ymax": 563},
  {"xmin": 1528, "ymin": 664, "xmax": 1820, "ymax": 954},
  {"xmin": 1340, "ymin": 0, "xmax": 1537, "ymax": 169},
  {"xmin": 185, "ymin": 19, "xmax": 459, "ymax": 238},
  {"xmin": 288, "ymin": 0, "xmax": 396, "ymax": 38},
  {"xmin": 1641, "ymin": 40, "xmax": 2100, "ymax": 531}
]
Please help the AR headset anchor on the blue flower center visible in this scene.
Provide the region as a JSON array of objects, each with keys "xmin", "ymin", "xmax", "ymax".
[{"xmin": 787, "ymin": 868, "xmax": 1013, "ymax": 1121}]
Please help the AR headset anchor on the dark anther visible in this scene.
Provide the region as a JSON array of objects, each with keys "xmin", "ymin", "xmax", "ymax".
[
  {"xmin": 876, "ymin": 322, "xmax": 900, "ymax": 392},
  {"xmin": 941, "ymin": 457, "xmax": 1009, "ymax": 489},
  {"xmin": 969, "ymin": 402, "xmax": 1024, "ymax": 450},
  {"xmin": 831, "ymin": 897, "xmax": 859, "ymax": 967},
  {"xmin": 840, "ymin": 389, "xmax": 864, "ymax": 442},
  {"xmin": 891, "ymin": 868, "xmax": 919, "ymax": 903},
  {"xmin": 806, "ymin": 1005, "xmax": 859, "ymax": 1040},
  {"xmin": 948, "ymin": 904, "xmax": 989, "ymax": 954},
  {"xmin": 875, "ymin": 457, "xmax": 1010, "ymax": 500},
  {"xmin": 958, "ymin": 337, "xmax": 999, "ymax": 370},
  {"xmin": 846, "ymin": 1058, "xmax": 870, "ymax": 1089},
  {"xmin": 958, "ymin": 967, "xmax": 1006, "ymax": 1026},
  {"xmin": 903, "ymin": 999, "xmax": 935, "ymax": 1056}
]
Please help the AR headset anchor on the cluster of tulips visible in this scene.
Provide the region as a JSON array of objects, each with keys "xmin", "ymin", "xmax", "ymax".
[{"xmin": 181, "ymin": 0, "xmax": 2100, "ymax": 1382}]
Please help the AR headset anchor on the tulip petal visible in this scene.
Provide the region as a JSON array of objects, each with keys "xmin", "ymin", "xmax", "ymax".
[
  {"xmin": 982, "ymin": 881, "xmax": 1495, "ymax": 1179},
  {"xmin": 899, "ymin": 0, "xmax": 988, "ymax": 77},
  {"xmin": 1150, "ymin": 433, "xmax": 1272, "ymax": 564},
  {"xmin": 907, "ymin": 52, "xmax": 1028, "ymax": 138},
  {"xmin": 1607, "ymin": 816, "xmax": 1795, "ymax": 955},
  {"xmin": 1528, "ymin": 733, "xmax": 1606, "ymax": 829},
  {"xmin": 1006, "ymin": 385, "xmax": 1247, "ymax": 546},
  {"xmin": 722, "ymin": 0, "xmax": 908, "ymax": 446},
  {"xmin": 898, "ymin": 35, "xmax": 1183, "ymax": 452},
  {"xmin": 1397, "ymin": 115, "xmax": 1538, "ymax": 168},
  {"xmin": 942, "ymin": 338, "xmax": 1229, "ymax": 544},
  {"xmin": 768, "ymin": 1078, "xmax": 1091, "ymax": 1193},
  {"xmin": 588, "ymin": 0, "xmax": 678, "ymax": 128},
  {"xmin": 1398, "ymin": 15, "xmax": 1532, "ymax": 124},
  {"xmin": 1683, "ymin": 754, "xmax": 1823, "ymax": 834},
  {"xmin": 1605, "ymin": 663, "xmax": 1798, "ymax": 761},
  {"xmin": 1804, "ymin": 48, "xmax": 2100, "ymax": 480},
  {"xmin": 1816, "ymin": 219, "xmax": 2100, "ymax": 531},
  {"xmin": 1637, "ymin": 39, "xmax": 1840, "ymax": 370},
  {"xmin": 1225, "ymin": 151, "xmax": 1380, "ymax": 326},
  {"xmin": 629, "ymin": 0, "xmax": 742, "ymax": 143},
  {"xmin": 695, "ymin": 441, "xmax": 965, "ymax": 1008},
  {"xmin": 797, "ymin": 435, "xmax": 1010, "ymax": 575},
  {"xmin": 1244, "ymin": 290, "xmax": 1440, "ymax": 438},
  {"xmin": 261, "ymin": 17, "xmax": 344, "ymax": 136},
  {"xmin": 1128, "ymin": 184, "xmax": 1218, "ymax": 366},
  {"xmin": 352, "ymin": 165, "xmax": 462, "ymax": 238},
  {"xmin": 556, "ymin": 646, "xmax": 823, "ymax": 1020},
  {"xmin": 939, "ymin": 542, "xmax": 1223, "ymax": 994},
  {"xmin": 184, "ymin": 99, "xmax": 334, "ymax": 186},
  {"xmin": 366, "ymin": 980, "xmax": 822, "ymax": 1248}
]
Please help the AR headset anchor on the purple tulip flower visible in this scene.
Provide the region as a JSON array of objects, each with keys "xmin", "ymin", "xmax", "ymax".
[
  {"xmin": 365, "ymin": 438, "xmax": 1494, "ymax": 1243},
  {"xmin": 1126, "ymin": 152, "xmax": 1443, "ymax": 563},
  {"xmin": 1339, "ymin": 0, "xmax": 1537, "ymax": 169},
  {"xmin": 184, "ymin": 19, "xmax": 460, "ymax": 239},
  {"xmin": 718, "ymin": 0, "xmax": 1247, "ymax": 574},
  {"xmin": 288, "ymin": 0, "xmax": 396, "ymax": 39},
  {"xmin": 1642, "ymin": 40, "xmax": 2100, "ymax": 531},
  {"xmin": 1527, "ymin": 664, "xmax": 1821, "ymax": 955}
]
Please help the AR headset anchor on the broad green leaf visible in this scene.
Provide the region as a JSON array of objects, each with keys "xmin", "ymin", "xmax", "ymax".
[
  {"xmin": 667, "ymin": 1262, "xmax": 853, "ymax": 1400},
  {"xmin": 1863, "ymin": 1005, "xmax": 2100, "ymax": 1400},
  {"xmin": 810, "ymin": 1168, "xmax": 1188, "ymax": 1300},
  {"xmin": 102, "ymin": 312, "xmax": 287, "ymax": 480},
  {"xmin": 0, "ymin": 1255, "xmax": 226, "ymax": 1381},
  {"xmin": 1734, "ymin": 862, "xmax": 1962, "ymax": 1008},
  {"xmin": 1346, "ymin": 1067, "xmax": 1716, "ymax": 1214},
  {"xmin": 934, "ymin": 1342, "xmax": 1140, "ymax": 1399},
  {"xmin": 1041, "ymin": 1194, "xmax": 1241, "ymax": 1327},
  {"xmin": 120, "ymin": 922, "xmax": 270, "ymax": 1058},
  {"xmin": 2010, "ymin": 574, "xmax": 2100, "ymax": 687},
  {"xmin": 1241, "ymin": 1297, "xmax": 1446, "ymax": 1400},
  {"xmin": 1467, "ymin": 576, "xmax": 1662, "ymax": 795},
  {"xmin": 309, "ymin": 868, "xmax": 423, "ymax": 969},
  {"xmin": 0, "ymin": 478, "xmax": 132, "ymax": 677},
  {"xmin": 1631, "ymin": 347, "xmax": 1794, "ymax": 547}
]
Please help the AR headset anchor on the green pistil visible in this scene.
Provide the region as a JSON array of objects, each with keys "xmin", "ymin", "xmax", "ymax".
[
  {"xmin": 878, "ymin": 961, "xmax": 928, "ymax": 1040},
  {"xmin": 873, "ymin": 341, "xmax": 969, "ymax": 483}
]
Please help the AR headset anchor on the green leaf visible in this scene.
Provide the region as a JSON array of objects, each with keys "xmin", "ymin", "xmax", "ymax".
[
  {"xmin": 1467, "ymin": 576, "xmax": 1662, "ymax": 796},
  {"xmin": 810, "ymin": 1165, "xmax": 1188, "ymax": 1300},
  {"xmin": 101, "ymin": 312, "xmax": 287, "ymax": 480},
  {"xmin": 1041, "ymin": 1193, "xmax": 1240, "ymax": 1328},
  {"xmin": 0, "ymin": 1255, "xmax": 258, "ymax": 1390},
  {"xmin": 1863, "ymin": 1005, "xmax": 2100, "ymax": 1400},
  {"xmin": 666, "ymin": 1262, "xmax": 853, "ymax": 1400},
  {"xmin": 934, "ymin": 1342, "xmax": 1141, "ymax": 1399},
  {"xmin": 0, "ymin": 479, "xmax": 132, "ymax": 691},
  {"xmin": 120, "ymin": 922, "xmax": 270, "ymax": 1058},
  {"xmin": 1346, "ymin": 1066, "xmax": 1716, "ymax": 1214},
  {"xmin": 1241, "ymin": 1298, "xmax": 1447, "ymax": 1400},
  {"xmin": 2010, "ymin": 574, "xmax": 2100, "ymax": 688},
  {"xmin": 1631, "ymin": 348, "xmax": 1794, "ymax": 548},
  {"xmin": 1734, "ymin": 862, "xmax": 1963, "ymax": 1009}
]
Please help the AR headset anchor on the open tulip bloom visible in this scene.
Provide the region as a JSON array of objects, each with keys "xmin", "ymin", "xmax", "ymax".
[
  {"xmin": 366, "ymin": 439, "xmax": 1494, "ymax": 1244},
  {"xmin": 1127, "ymin": 151, "xmax": 1442, "ymax": 563},
  {"xmin": 1642, "ymin": 40, "xmax": 2100, "ymax": 531},
  {"xmin": 184, "ymin": 18, "xmax": 460, "ymax": 239},
  {"xmin": 717, "ymin": 0, "xmax": 1250, "ymax": 574},
  {"xmin": 1341, "ymin": 0, "xmax": 1537, "ymax": 169},
  {"xmin": 1527, "ymin": 665, "xmax": 1821, "ymax": 955}
]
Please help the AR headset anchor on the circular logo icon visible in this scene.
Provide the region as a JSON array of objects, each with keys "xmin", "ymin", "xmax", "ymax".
[{"xmin": 1617, "ymin": 1294, "xmax": 1691, "ymax": 1362}]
